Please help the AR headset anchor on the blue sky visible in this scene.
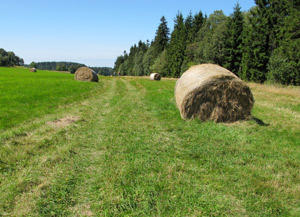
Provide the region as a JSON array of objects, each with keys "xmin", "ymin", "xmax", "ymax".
[{"xmin": 0, "ymin": 0, "xmax": 255, "ymax": 67}]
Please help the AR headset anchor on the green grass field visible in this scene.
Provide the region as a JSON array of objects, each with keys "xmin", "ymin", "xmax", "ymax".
[
  {"xmin": 1, "ymin": 67, "xmax": 300, "ymax": 216},
  {"xmin": 0, "ymin": 67, "xmax": 99, "ymax": 130}
]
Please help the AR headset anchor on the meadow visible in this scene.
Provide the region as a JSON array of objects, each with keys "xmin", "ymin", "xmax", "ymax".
[
  {"xmin": 0, "ymin": 67, "xmax": 300, "ymax": 216},
  {"xmin": 0, "ymin": 67, "xmax": 99, "ymax": 130}
]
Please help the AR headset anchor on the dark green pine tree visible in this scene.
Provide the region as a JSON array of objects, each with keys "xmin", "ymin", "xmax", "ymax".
[
  {"xmin": 180, "ymin": 11, "xmax": 205, "ymax": 73},
  {"xmin": 119, "ymin": 51, "xmax": 129, "ymax": 76},
  {"xmin": 132, "ymin": 41, "xmax": 148, "ymax": 76},
  {"xmin": 241, "ymin": 0, "xmax": 291, "ymax": 82},
  {"xmin": 267, "ymin": 0, "xmax": 300, "ymax": 85},
  {"xmin": 166, "ymin": 12, "xmax": 187, "ymax": 77},
  {"xmin": 153, "ymin": 16, "xmax": 170, "ymax": 56},
  {"xmin": 185, "ymin": 12, "xmax": 194, "ymax": 43},
  {"xmin": 191, "ymin": 11, "xmax": 205, "ymax": 41},
  {"xmin": 126, "ymin": 44, "xmax": 138, "ymax": 75},
  {"xmin": 142, "ymin": 46, "xmax": 156, "ymax": 75},
  {"xmin": 268, "ymin": 0, "xmax": 291, "ymax": 53},
  {"xmin": 114, "ymin": 52, "xmax": 125, "ymax": 72},
  {"xmin": 241, "ymin": 0, "xmax": 271, "ymax": 82},
  {"xmin": 224, "ymin": 2, "xmax": 244, "ymax": 75}
]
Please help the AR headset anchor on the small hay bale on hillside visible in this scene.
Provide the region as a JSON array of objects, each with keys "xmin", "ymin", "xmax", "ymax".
[
  {"xmin": 150, "ymin": 73, "xmax": 161, "ymax": 81},
  {"xmin": 30, "ymin": 68, "xmax": 36, "ymax": 72},
  {"xmin": 175, "ymin": 64, "xmax": 254, "ymax": 122},
  {"xmin": 75, "ymin": 67, "xmax": 98, "ymax": 82}
]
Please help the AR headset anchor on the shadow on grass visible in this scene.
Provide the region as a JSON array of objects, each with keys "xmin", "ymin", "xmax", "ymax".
[{"xmin": 252, "ymin": 116, "xmax": 269, "ymax": 126}]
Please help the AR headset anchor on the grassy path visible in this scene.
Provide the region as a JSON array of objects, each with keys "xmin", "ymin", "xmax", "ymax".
[{"xmin": 1, "ymin": 77, "xmax": 300, "ymax": 216}]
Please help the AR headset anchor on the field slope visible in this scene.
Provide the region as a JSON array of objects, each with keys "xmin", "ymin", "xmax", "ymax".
[{"xmin": 1, "ymin": 68, "xmax": 300, "ymax": 216}]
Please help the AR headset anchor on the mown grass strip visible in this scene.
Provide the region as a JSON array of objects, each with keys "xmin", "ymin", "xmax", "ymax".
[{"xmin": 0, "ymin": 76, "xmax": 112, "ymax": 216}]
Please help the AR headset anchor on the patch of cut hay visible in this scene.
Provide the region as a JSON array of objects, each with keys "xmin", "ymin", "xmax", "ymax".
[
  {"xmin": 75, "ymin": 67, "xmax": 98, "ymax": 82},
  {"xmin": 175, "ymin": 64, "xmax": 254, "ymax": 122},
  {"xmin": 47, "ymin": 116, "xmax": 79, "ymax": 128},
  {"xmin": 30, "ymin": 68, "xmax": 36, "ymax": 72},
  {"xmin": 150, "ymin": 73, "xmax": 161, "ymax": 81}
]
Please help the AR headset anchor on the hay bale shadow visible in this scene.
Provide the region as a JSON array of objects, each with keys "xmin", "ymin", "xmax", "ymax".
[{"xmin": 252, "ymin": 117, "xmax": 269, "ymax": 126}]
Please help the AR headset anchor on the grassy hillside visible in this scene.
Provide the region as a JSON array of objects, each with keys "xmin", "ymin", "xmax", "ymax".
[
  {"xmin": 0, "ymin": 69, "xmax": 300, "ymax": 216},
  {"xmin": 0, "ymin": 67, "xmax": 99, "ymax": 130}
]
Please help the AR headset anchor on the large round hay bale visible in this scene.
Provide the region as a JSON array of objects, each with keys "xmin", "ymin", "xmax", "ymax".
[
  {"xmin": 74, "ymin": 67, "xmax": 98, "ymax": 82},
  {"xmin": 150, "ymin": 73, "xmax": 161, "ymax": 81},
  {"xmin": 175, "ymin": 64, "xmax": 254, "ymax": 122},
  {"xmin": 30, "ymin": 68, "xmax": 36, "ymax": 72}
]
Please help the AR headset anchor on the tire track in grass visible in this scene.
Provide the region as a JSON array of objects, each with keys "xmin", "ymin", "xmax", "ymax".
[
  {"xmin": 68, "ymin": 78, "xmax": 248, "ymax": 216},
  {"xmin": 33, "ymin": 79, "xmax": 124, "ymax": 216},
  {"xmin": 69, "ymin": 78, "xmax": 165, "ymax": 216},
  {"xmin": 64, "ymin": 79, "xmax": 131, "ymax": 216},
  {"xmin": 0, "ymin": 79, "xmax": 114, "ymax": 216},
  {"xmin": 37, "ymin": 78, "xmax": 299, "ymax": 216},
  {"xmin": 127, "ymin": 79, "xmax": 250, "ymax": 216}
]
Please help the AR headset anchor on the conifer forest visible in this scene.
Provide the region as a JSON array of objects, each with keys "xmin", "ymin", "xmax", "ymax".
[{"xmin": 114, "ymin": 1, "xmax": 300, "ymax": 85}]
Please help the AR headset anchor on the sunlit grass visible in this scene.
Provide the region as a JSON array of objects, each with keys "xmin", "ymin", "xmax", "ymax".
[
  {"xmin": 0, "ymin": 74, "xmax": 300, "ymax": 216},
  {"xmin": 0, "ymin": 67, "xmax": 99, "ymax": 130}
]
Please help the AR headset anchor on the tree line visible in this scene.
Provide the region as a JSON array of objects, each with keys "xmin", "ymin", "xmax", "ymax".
[
  {"xmin": 114, "ymin": 0, "xmax": 300, "ymax": 85},
  {"xmin": 29, "ymin": 61, "xmax": 113, "ymax": 75},
  {"xmin": 0, "ymin": 48, "xmax": 24, "ymax": 67},
  {"xmin": 89, "ymin": 67, "xmax": 113, "ymax": 76},
  {"xmin": 0, "ymin": 50, "xmax": 114, "ymax": 75},
  {"xmin": 29, "ymin": 61, "xmax": 86, "ymax": 73}
]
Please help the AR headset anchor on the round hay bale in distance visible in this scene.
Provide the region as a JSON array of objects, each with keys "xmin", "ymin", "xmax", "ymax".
[
  {"xmin": 175, "ymin": 64, "xmax": 254, "ymax": 122},
  {"xmin": 150, "ymin": 73, "xmax": 161, "ymax": 81},
  {"xmin": 75, "ymin": 67, "xmax": 98, "ymax": 82},
  {"xmin": 30, "ymin": 68, "xmax": 36, "ymax": 72}
]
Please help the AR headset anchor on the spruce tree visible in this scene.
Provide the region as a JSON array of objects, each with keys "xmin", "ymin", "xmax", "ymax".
[
  {"xmin": 185, "ymin": 12, "xmax": 194, "ymax": 43},
  {"xmin": 126, "ymin": 44, "xmax": 139, "ymax": 75},
  {"xmin": 132, "ymin": 50, "xmax": 145, "ymax": 76},
  {"xmin": 119, "ymin": 51, "xmax": 129, "ymax": 75},
  {"xmin": 142, "ymin": 46, "xmax": 156, "ymax": 75},
  {"xmin": 131, "ymin": 41, "xmax": 147, "ymax": 76},
  {"xmin": 267, "ymin": 0, "xmax": 300, "ymax": 85},
  {"xmin": 180, "ymin": 11, "xmax": 205, "ymax": 73},
  {"xmin": 114, "ymin": 52, "xmax": 125, "ymax": 72},
  {"xmin": 241, "ymin": 2, "xmax": 270, "ymax": 82},
  {"xmin": 224, "ymin": 3, "xmax": 244, "ymax": 75},
  {"xmin": 166, "ymin": 12, "xmax": 187, "ymax": 77},
  {"xmin": 153, "ymin": 16, "xmax": 170, "ymax": 56},
  {"xmin": 241, "ymin": 0, "xmax": 287, "ymax": 82},
  {"xmin": 191, "ymin": 11, "xmax": 205, "ymax": 41}
]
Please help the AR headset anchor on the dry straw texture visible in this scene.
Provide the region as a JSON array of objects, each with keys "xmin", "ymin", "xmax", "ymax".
[
  {"xmin": 30, "ymin": 68, "xmax": 36, "ymax": 72},
  {"xmin": 150, "ymin": 73, "xmax": 161, "ymax": 81},
  {"xmin": 175, "ymin": 64, "xmax": 254, "ymax": 122},
  {"xmin": 75, "ymin": 67, "xmax": 98, "ymax": 82}
]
